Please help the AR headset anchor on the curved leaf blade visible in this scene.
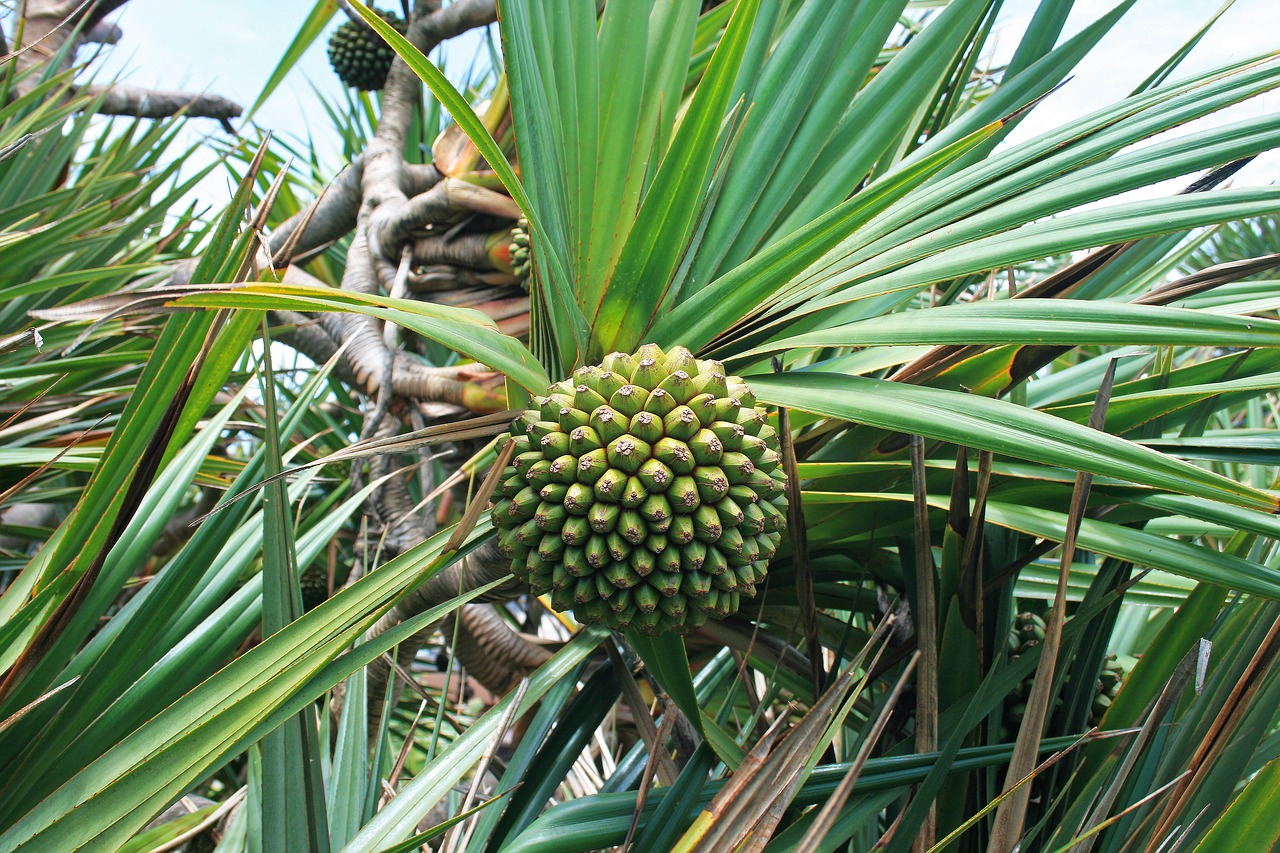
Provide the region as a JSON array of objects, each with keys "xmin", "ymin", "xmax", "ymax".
[
  {"xmin": 742, "ymin": 299, "xmax": 1280, "ymax": 357},
  {"xmin": 172, "ymin": 283, "xmax": 551, "ymax": 395},
  {"xmin": 751, "ymin": 372, "xmax": 1279, "ymax": 513},
  {"xmin": 0, "ymin": 527, "xmax": 498, "ymax": 852}
]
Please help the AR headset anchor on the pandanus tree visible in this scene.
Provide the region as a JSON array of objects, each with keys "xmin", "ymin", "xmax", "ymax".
[{"xmin": 4, "ymin": 0, "xmax": 1280, "ymax": 851}]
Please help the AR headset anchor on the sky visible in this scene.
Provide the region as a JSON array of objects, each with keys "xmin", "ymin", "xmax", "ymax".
[
  {"xmin": 993, "ymin": 0, "xmax": 1278, "ymax": 199},
  {"xmin": 89, "ymin": 1, "xmax": 489, "ymax": 205},
  {"xmin": 84, "ymin": 0, "xmax": 1278, "ymax": 208}
]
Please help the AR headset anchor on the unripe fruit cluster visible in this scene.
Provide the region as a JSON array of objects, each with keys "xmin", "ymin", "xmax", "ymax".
[
  {"xmin": 1004, "ymin": 612, "xmax": 1134, "ymax": 733},
  {"xmin": 492, "ymin": 344, "xmax": 788, "ymax": 635},
  {"xmin": 326, "ymin": 10, "xmax": 407, "ymax": 91},
  {"xmin": 508, "ymin": 218, "xmax": 531, "ymax": 284}
]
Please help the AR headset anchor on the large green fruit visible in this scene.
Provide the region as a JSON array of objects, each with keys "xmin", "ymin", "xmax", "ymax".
[
  {"xmin": 326, "ymin": 10, "xmax": 407, "ymax": 91},
  {"xmin": 492, "ymin": 344, "xmax": 787, "ymax": 635}
]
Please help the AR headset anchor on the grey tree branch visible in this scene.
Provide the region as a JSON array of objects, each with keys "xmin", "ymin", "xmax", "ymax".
[
  {"xmin": 447, "ymin": 604, "xmax": 553, "ymax": 694},
  {"xmin": 362, "ymin": 0, "xmax": 497, "ymax": 261},
  {"xmin": 364, "ymin": 415, "xmax": 433, "ymax": 556},
  {"xmin": 263, "ymin": 160, "xmax": 443, "ymax": 269},
  {"xmin": 9, "ymin": 0, "xmax": 241, "ymax": 125},
  {"xmin": 83, "ymin": 84, "xmax": 242, "ymax": 121},
  {"xmin": 333, "ymin": 0, "xmax": 540, "ymax": 736},
  {"xmin": 248, "ymin": 268, "xmax": 481, "ymax": 417},
  {"xmin": 379, "ymin": 179, "xmax": 521, "ymax": 252},
  {"xmin": 316, "ymin": 228, "xmax": 472, "ymax": 407},
  {"xmin": 7, "ymin": 0, "xmax": 95, "ymax": 81},
  {"xmin": 82, "ymin": 20, "xmax": 120, "ymax": 44}
]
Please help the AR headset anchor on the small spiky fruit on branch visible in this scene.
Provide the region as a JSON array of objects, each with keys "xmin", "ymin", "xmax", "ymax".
[
  {"xmin": 327, "ymin": 9, "xmax": 408, "ymax": 91},
  {"xmin": 491, "ymin": 344, "xmax": 788, "ymax": 635}
]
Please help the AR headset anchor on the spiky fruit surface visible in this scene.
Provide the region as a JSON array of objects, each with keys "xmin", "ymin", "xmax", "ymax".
[
  {"xmin": 326, "ymin": 11, "xmax": 407, "ymax": 91},
  {"xmin": 300, "ymin": 564, "xmax": 330, "ymax": 611},
  {"xmin": 492, "ymin": 344, "xmax": 787, "ymax": 635}
]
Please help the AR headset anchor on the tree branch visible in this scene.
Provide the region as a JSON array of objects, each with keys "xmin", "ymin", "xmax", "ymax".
[
  {"xmin": 11, "ymin": 0, "xmax": 119, "ymax": 88},
  {"xmin": 276, "ymin": 260, "xmax": 474, "ymax": 407},
  {"xmin": 361, "ymin": 0, "xmax": 497, "ymax": 262},
  {"xmin": 265, "ymin": 159, "xmax": 443, "ymax": 268},
  {"xmin": 82, "ymin": 20, "xmax": 120, "ymax": 44},
  {"xmin": 83, "ymin": 84, "xmax": 242, "ymax": 121}
]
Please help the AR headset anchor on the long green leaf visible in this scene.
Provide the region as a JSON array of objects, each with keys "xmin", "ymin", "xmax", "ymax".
[
  {"xmin": 247, "ymin": 0, "xmax": 338, "ymax": 120},
  {"xmin": 777, "ymin": 186, "xmax": 1280, "ymax": 339},
  {"xmin": 344, "ymin": 628, "xmax": 608, "ymax": 851},
  {"xmin": 627, "ymin": 631, "xmax": 705, "ymax": 736},
  {"xmin": 258, "ymin": 324, "xmax": 330, "ymax": 853},
  {"xmin": 652, "ymin": 120, "xmax": 1004, "ymax": 352},
  {"xmin": 580, "ymin": 0, "xmax": 650, "ymax": 309},
  {"xmin": 805, "ymin": 490, "xmax": 1280, "ymax": 599},
  {"xmin": 751, "ymin": 372, "xmax": 1279, "ymax": 512},
  {"xmin": 685, "ymin": 0, "xmax": 904, "ymax": 288},
  {"xmin": 501, "ymin": 739, "xmax": 1080, "ymax": 853},
  {"xmin": 742, "ymin": 299, "xmax": 1280, "ymax": 357},
  {"xmin": 491, "ymin": 1, "xmax": 593, "ymax": 370},
  {"xmin": 592, "ymin": 0, "xmax": 761, "ymax": 356},
  {"xmin": 170, "ymin": 283, "xmax": 551, "ymax": 395},
  {"xmin": 0, "ymin": 526, "xmax": 496, "ymax": 852}
]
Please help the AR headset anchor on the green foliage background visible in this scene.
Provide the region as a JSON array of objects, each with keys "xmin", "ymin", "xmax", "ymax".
[{"xmin": 4, "ymin": 1, "xmax": 1280, "ymax": 850}]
